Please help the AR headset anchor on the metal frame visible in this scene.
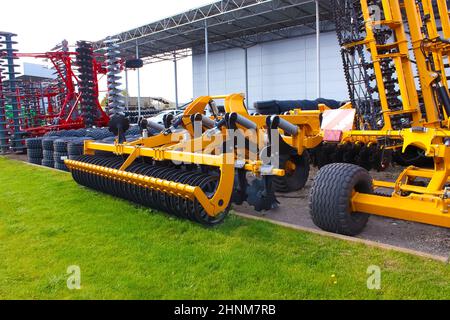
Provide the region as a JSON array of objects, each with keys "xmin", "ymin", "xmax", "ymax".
[
  {"xmin": 94, "ymin": 0, "xmax": 334, "ymax": 62},
  {"xmin": 13, "ymin": 51, "xmax": 110, "ymax": 136},
  {"xmin": 313, "ymin": 0, "xmax": 450, "ymax": 232},
  {"xmin": 66, "ymin": 93, "xmax": 323, "ymax": 217},
  {"xmin": 94, "ymin": 0, "xmax": 333, "ymax": 110}
]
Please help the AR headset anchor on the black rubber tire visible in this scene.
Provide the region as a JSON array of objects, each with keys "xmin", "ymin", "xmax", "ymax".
[
  {"xmin": 25, "ymin": 138, "xmax": 42, "ymax": 149},
  {"xmin": 27, "ymin": 148, "xmax": 43, "ymax": 159},
  {"xmin": 274, "ymin": 152, "xmax": 310, "ymax": 193},
  {"xmin": 42, "ymin": 138, "xmax": 58, "ymax": 151},
  {"xmin": 54, "ymin": 162, "xmax": 69, "ymax": 172},
  {"xmin": 28, "ymin": 157, "xmax": 42, "ymax": 165},
  {"xmin": 43, "ymin": 150, "xmax": 54, "ymax": 160},
  {"xmin": 42, "ymin": 159, "xmax": 55, "ymax": 168},
  {"xmin": 54, "ymin": 140, "xmax": 70, "ymax": 153},
  {"xmin": 54, "ymin": 152, "xmax": 68, "ymax": 163},
  {"xmin": 254, "ymin": 100, "xmax": 280, "ymax": 115},
  {"xmin": 309, "ymin": 163, "xmax": 373, "ymax": 236},
  {"xmin": 67, "ymin": 144, "xmax": 84, "ymax": 156}
]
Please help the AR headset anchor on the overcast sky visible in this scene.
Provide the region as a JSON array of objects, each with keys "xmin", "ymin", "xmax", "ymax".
[{"xmin": 1, "ymin": 0, "xmax": 214, "ymax": 103}]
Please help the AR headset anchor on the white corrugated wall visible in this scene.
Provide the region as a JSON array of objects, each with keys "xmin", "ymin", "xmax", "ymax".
[{"xmin": 192, "ymin": 32, "xmax": 349, "ymax": 109}]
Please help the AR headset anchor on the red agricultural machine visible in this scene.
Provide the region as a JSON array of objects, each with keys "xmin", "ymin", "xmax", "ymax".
[
  {"xmin": 0, "ymin": 35, "xmax": 110, "ymax": 153},
  {"xmin": 18, "ymin": 41, "xmax": 110, "ymax": 136}
]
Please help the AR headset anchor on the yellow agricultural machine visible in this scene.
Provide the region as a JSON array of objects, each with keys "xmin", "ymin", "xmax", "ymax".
[
  {"xmin": 66, "ymin": 0, "xmax": 450, "ymax": 236},
  {"xmin": 65, "ymin": 94, "xmax": 323, "ymax": 225},
  {"xmin": 310, "ymin": 0, "xmax": 450, "ymax": 235}
]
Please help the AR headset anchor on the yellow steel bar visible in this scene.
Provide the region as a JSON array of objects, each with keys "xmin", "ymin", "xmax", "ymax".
[
  {"xmin": 373, "ymin": 180, "xmax": 396, "ymax": 188},
  {"xmin": 389, "ymin": 0, "xmax": 421, "ymax": 122},
  {"xmin": 393, "ymin": 183, "xmax": 443, "ymax": 196},
  {"xmin": 401, "ymin": 168, "xmax": 437, "ymax": 179},
  {"xmin": 210, "ymin": 95, "xmax": 229, "ymax": 99},
  {"xmin": 422, "ymin": 0, "xmax": 449, "ymax": 93},
  {"xmin": 360, "ymin": 0, "xmax": 393, "ymax": 129},
  {"xmin": 437, "ymin": 0, "xmax": 450, "ymax": 38},
  {"xmin": 65, "ymin": 160, "xmax": 198, "ymax": 199},
  {"xmin": 403, "ymin": 0, "xmax": 441, "ymax": 124},
  {"xmin": 342, "ymin": 129, "xmax": 402, "ymax": 138},
  {"xmin": 391, "ymin": 57, "xmax": 416, "ymax": 113},
  {"xmin": 426, "ymin": 148, "xmax": 450, "ymax": 192},
  {"xmin": 373, "ymin": 166, "xmax": 450, "ymax": 195},
  {"xmin": 139, "ymin": 133, "xmax": 174, "ymax": 148},
  {"xmin": 84, "ymin": 141, "xmax": 226, "ymax": 167},
  {"xmin": 422, "ymin": 0, "xmax": 440, "ymax": 39},
  {"xmin": 381, "ymin": 0, "xmax": 393, "ymax": 20},
  {"xmin": 142, "ymin": 149, "xmax": 226, "ymax": 167},
  {"xmin": 343, "ymin": 128, "xmax": 450, "ymax": 139},
  {"xmin": 65, "ymin": 159, "xmax": 236, "ymax": 217},
  {"xmin": 352, "ymin": 192, "xmax": 450, "ymax": 227},
  {"xmin": 243, "ymin": 163, "xmax": 286, "ymax": 176},
  {"xmin": 119, "ymin": 147, "xmax": 141, "ymax": 171}
]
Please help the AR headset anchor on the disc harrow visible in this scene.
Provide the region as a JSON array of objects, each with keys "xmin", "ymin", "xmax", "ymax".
[
  {"xmin": 104, "ymin": 37, "xmax": 125, "ymax": 117},
  {"xmin": 70, "ymin": 155, "xmax": 227, "ymax": 225},
  {"xmin": 66, "ymin": 94, "xmax": 324, "ymax": 225},
  {"xmin": 76, "ymin": 41, "xmax": 97, "ymax": 128}
]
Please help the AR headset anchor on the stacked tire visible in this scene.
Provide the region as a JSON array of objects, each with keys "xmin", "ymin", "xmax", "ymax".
[
  {"xmin": 26, "ymin": 128, "xmax": 142, "ymax": 170},
  {"xmin": 127, "ymin": 125, "xmax": 141, "ymax": 136},
  {"xmin": 42, "ymin": 137, "xmax": 59, "ymax": 168},
  {"xmin": 125, "ymin": 110, "xmax": 158, "ymax": 124},
  {"xmin": 26, "ymin": 138, "xmax": 43, "ymax": 165},
  {"xmin": 53, "ymin": 138, "xmax": 77, "ymax": 171},
  {"xmin": 254, "ymin": 99, "xmax": 342, "ymax": 115},
  {"xmin": 85, "ymin": 128, "xmax": 114, "ymax": 140},
  {"xmin": 67, "ymin": 138, "xmax": 92, "ymax": 160}
]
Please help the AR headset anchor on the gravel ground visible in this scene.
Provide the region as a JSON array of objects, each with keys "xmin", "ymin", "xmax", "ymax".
[{"xmin": 234, "ymin": 167, "xmax": 450, "ymax": 258}]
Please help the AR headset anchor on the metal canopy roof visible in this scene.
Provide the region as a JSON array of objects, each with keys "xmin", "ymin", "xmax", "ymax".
[{"xmin": 95, "ymin": 0, "xmax": 335, "ymax": 64}]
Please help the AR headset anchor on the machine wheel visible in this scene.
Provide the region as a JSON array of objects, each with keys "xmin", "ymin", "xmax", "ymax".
[
  {"xmin": 273, "ymin": 152, "xmax": 310, "ymax": 193},
  {"xmin": 309, "ymin": 163, "xmax": 372, "ymax": 236}
]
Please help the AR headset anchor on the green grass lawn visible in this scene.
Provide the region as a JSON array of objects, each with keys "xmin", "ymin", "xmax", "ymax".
[{"xmin": 0, "ymin": 156, "xmax": 449, "ymax": 300}]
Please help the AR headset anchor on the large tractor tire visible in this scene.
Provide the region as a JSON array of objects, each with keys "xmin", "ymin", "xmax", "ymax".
[
  {"xmin": 309, "ymin": 163, "xmax": 373, "ymax": 236},
  {"xmin": 273, "ymin": 152, "xmax": 310, "ymax": 193}
]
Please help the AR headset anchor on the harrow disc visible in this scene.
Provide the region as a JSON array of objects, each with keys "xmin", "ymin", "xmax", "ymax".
[{"xmin": 69, "ymin": 155, "xmax": 228, "ymax": 226}]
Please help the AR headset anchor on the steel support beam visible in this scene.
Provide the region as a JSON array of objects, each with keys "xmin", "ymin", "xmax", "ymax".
[
  {"xmin": 205, "ymin": 20, "xmax": 210, "ymax": 96},
  {"xmin": 244, "ymin": 48, "xmax": 249, "ymax": 106},
  {"xmin": 174, "ymin": 53, "xmax": 179, "ymax": 109},
  {"xmin": 315, "ymin": 0, "xmax": 321, "ymax": 98},
  {"xmin": 136, "ymin": 43, "xmax": 142, "ymax": 119}
]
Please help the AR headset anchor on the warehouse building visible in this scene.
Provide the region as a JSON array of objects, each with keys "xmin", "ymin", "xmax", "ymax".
[
  {"xmin": 192, "ymin": 31, "xmax": 346, "ymax": 106},
  {"xmin": 97, "ymin": 0, "xmax": 346, "ymax": 110}
]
